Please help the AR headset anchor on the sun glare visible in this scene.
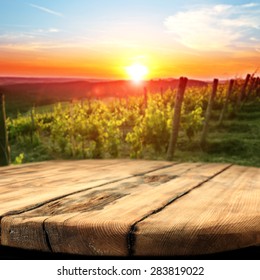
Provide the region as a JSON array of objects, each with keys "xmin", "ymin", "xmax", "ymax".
[{"xmin": 126, "ymin": 63, "xmax": 148, "ymax": 82}]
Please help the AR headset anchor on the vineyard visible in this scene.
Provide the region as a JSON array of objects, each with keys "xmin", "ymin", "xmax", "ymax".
[{"xmin": 1, "ymin": 75, "xmax": 260, "ymax": 166}]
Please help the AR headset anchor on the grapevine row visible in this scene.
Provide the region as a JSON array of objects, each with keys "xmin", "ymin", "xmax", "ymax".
[{"xmin": 1, "ymin": 74, "xmax": 259, "ymax": 165}]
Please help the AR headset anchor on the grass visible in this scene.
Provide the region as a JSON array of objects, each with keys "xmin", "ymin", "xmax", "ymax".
[
  {"xmin": 10, "ymin": 136, "xmax": 53, "ymax": 164},
  {"xmin": 172, "ymin": 101, "xmax": 260, "ymax": 167}
]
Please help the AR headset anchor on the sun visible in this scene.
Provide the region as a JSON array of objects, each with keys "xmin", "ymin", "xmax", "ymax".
[{"xmin": 126, "ymin": 63, "xmax": 148, "ymax": 82}]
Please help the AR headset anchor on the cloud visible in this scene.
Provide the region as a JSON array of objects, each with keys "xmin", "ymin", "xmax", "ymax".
[
  {"xmin": 0, "ymin": 30, "xmax": 98, "ymax": 52},
  {"xmin": 0, "ymin": 28, "xmax": 62, "ymax": 52},
  {"xmin": 241, "ymin": 3, "xmax": 259, "ymax": 8},
  {"xmin": 29, "ymin": 3, "xmax": 63, "ymax": 17},
  {"xmin": 48, "ymin": 28, "xmax": 59, "ymax": 33},
  {"xmin": 36, "ymin": 28, "xmax": 60, "ymax": 33},
  {"xmin": 164, "ymin": 3, "xmax": 260, "ymax": 51}
]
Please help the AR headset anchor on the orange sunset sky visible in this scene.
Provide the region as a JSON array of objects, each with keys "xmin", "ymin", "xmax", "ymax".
[{"xmin": 0, "ymin": 0, "xmax": 259, "ymax": 80}]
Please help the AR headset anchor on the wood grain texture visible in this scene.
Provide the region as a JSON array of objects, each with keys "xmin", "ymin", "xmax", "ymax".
[
  {"xmin": 1, "ymin": 162, "xmax": 230, "ymax": 255},
  {"xmin": 134, "ymin": 165, "xmax": 260, "ymax": 256},
  {"xmin": 0, "ymin": 159, "xmax": 172, "ymax": 216}
]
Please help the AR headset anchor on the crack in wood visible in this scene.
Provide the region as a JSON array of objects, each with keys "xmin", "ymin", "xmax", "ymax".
[
  {"xmin": 2, "ymin": 163, "xmax": 176, "ymax": 218},
  {"xmin": 0, "ymin": 162, "xmax": 177, "ymax": 253},
  {"xmin": 43, "ymin": 218, "xmax": 53, "ymax": 253},
  {"xmin": 127, "ymin": 164, "xmax": 233, "ymax": 256},
  {"xmin": 142, "ymin": 175, "xmax": 179, "ymax": 185},
  {"xmin": 29, "ymin": 191, "xmax": 129, "ymax": 216},
  {"xmin": 0, "ymin": 178, "xmax": 139, "ymax": 217}
]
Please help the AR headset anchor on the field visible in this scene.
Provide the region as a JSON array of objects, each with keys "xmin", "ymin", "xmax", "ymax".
[{"xmin": 2, "ymin": 76, "xmax": 259, "ymax": 167}]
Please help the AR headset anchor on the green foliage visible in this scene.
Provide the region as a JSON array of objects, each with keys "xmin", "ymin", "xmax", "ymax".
[
  {"xmin": 8, "ymin": 90, "xmax": 205, "ymax": 161},
  {"xmin": 14, "ymin": 153, "xmax": 24, "ymax": 164},
  {"xmin": 6, "ymin": 80, "xmax": 260, "ymax": 166},
  {"xmin": 182, "ymin": 106, "xmax": 204, "ymax": 141},
  {"xmin": 126, "ymin": 94, "xmax": 173, "ymax": 157}
]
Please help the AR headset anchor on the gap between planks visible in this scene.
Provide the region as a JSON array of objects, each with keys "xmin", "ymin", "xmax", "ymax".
[
  {"xmin": 1, "ymin": 162, "xmax": 176, "ymax": 217},
  {"xmin": 134, "ymin": 164, "xmax": 260, "ymax": 256},
  {"xmin": 127, "ymin": 164, "xmax": 232, "ymax": 256},
  {"xmin": 39, "ymin": 162, "xmax": 178, "ymax": 254},
  {"xmin": 0, "ymin": 160, "xmax": 176, "ymax": 218},
  {"xmin": 0, "ymin": 160, "xmax": 177, "ymax": 252}
]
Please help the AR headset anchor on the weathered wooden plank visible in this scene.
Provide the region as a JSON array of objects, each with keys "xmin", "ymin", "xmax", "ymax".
[
  {"xmin": 134, "ymin": 165, "xmax": 260, "ymax": 256},
  {"xmin": 0, "ymin": 159, "xmax": 161, "ymax": 183},
  {"xmin": 0, "ymin": 159, "xmax": 172, "ymax": 216},
  {"xmin": 1, "ymin": 216, "xmax": 51, "ymax": 252},
  {"xmin": 1, "ymin": 162, "xmax": 229, "ymax": 255}
]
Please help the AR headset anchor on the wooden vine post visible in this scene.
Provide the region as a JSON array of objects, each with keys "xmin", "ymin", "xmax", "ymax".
[
  {"xmin": 0, "ymin": 94, "xmax": 10, "ymax": 166},
  {"xmin": 167, "ymin": 77, "xmax": 188, "ymax": 160},
  {"xmin": 200, "ymin": 78, "xmax": 218, "ymax": 149},
  {"xmin": 218, "ymin": 79, "xmax": 234, "ymax": 126},
  {"xmin": 236, "ymin": 74, "xmax": 250, "ymax": 110}
]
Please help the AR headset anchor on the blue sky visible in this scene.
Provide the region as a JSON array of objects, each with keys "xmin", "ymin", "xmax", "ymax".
[{"xmin": 0, "ymin": 0, "xmax": 259, "ymax": 78}]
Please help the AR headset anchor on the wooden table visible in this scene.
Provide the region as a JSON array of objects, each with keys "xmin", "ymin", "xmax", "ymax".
[{"xmin": 0, "ymin": 160, "xmax": 259, "ymax": 256}]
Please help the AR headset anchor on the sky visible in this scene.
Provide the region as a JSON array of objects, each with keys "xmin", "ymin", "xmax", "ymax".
[{"xmin": 0, "ymin": 0, "xmax": 259, "ymax": 79}]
